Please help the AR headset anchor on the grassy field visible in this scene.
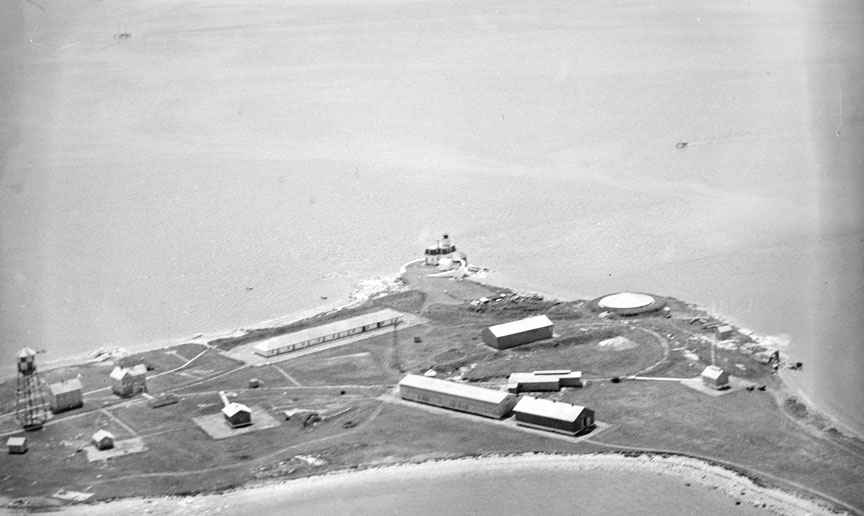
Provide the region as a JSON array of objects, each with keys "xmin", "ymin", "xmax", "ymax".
[
  {"xmin": 0, "ymin": 287, "xmax": 860, "ymax": 514},
  {"xmin": 563, "ymin": 379, "xmax": 864, "ymax": 511}
]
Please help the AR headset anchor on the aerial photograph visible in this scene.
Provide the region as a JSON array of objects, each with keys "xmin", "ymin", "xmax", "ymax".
[{"xmin": 1, "ymin": 0, "xmax": 862, "ymax": 514}]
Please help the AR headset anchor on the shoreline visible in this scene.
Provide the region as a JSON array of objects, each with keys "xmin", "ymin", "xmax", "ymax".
[
  {"xmin": 2, "ymin": 262, "xmax": 861, "ymax": 512},
  {"xmin": 7, "ymin": 261, "xmax": 859, "ymax": 443},
  {"xmin": 0, "ymin": 273, "xmax": 407, "ymax": 382},
  {"xmin": 777, "ymin": 367, "xmax": 863, "ymax": 441},
  {"xmin": 38, "ymin": 452, "xmax": 845, "ymax": 516}
]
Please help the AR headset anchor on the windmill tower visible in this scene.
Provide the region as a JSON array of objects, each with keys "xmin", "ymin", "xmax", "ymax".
[{"xmin": 16, "ymin": 347, "xmax": 48, "ymax": 430}]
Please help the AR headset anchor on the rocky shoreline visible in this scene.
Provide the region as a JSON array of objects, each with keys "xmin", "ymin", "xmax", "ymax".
[{"xmin": 39, "ymin": 453, "xmax": 846, "ymax": 516}]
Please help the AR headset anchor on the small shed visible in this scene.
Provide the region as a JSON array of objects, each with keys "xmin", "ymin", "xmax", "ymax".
[
  {"xmin": 6, "ymin": 437, "xmax": 28, "ymax": 454},
  {"xmin": 110, "ymin": 364, "xmax": 148, "ymax": 397},
  {"xmin": 147, "ymin": 393, "xmax": 179, "ymax": 408},
  {"xmin": 507, "ymin": 373, "xmax": 560, "ymax": 393},
  {"xmin": 557, "ymin": 371, "xmax": 583, "ymax": 388},
  {"xmin": 222, "ymin": 403, "xmax": 252, "ymax": 428},
  {"xmin": 49, "ymin": 378, "xmax": 83, "ymax": 413},
  {"xmin": 716, "ymin": 325, "xmax": 734, "ymax": 340},
  {"xmin": 92, "ymin": 430, "xmax": 115, "ymax": 450},
  {"xmin": 701, "ymin": 365, "xmax": 730, "ymax": 390}
]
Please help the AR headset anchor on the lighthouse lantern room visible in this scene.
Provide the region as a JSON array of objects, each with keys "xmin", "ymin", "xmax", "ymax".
[{"xmin": 424, "ymin": 234, "xmax": 457, "ymax": 266}]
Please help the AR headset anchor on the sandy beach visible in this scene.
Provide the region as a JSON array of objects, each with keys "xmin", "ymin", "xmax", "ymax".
[{"xmin": 38, "ymin": 453, "xmax": 844, "ymax": 516}]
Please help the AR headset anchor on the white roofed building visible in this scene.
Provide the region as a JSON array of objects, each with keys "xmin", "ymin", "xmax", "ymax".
[
  {"xmin": 49, "ymin": 378, "xmax": 83, "ymax": 413},
  {"xmin": 253, "ymin": 309, "xmax": 403, "ymax": 358},
  {"xmin": 507, "ymin": 370, "xmax": 583, "ymax": 392},
  {"xmin": 398, "ymin": 374, "xmax": 517, "ymax": 418},
  {"xmin": 6, "ymin": 437, "xmax": 27, "ymax": 454},
  {"xmin": 507, "ymin": 373, "xmax": 560, "ymax": 393},
  {"xmin": 513, "ymin": 396, "xmax": 595, "ymax": 436},
  {"xmin": 482, "ymin": 315, "xmax": 554, "ymax": 350},
  {"xmin": 92, "ymin": 430, "xmax": 115, "ymax": 450},
  {"xmin": 222, "ymin": 403, "xmax": 252, "ymax": 428},
  {"xmin": 110, "ymin": 364, "xmax": 148, "ymax": 397},
  {"xmin": 701, "ymin": 365, "xmax": 730, "ymax": 390}
]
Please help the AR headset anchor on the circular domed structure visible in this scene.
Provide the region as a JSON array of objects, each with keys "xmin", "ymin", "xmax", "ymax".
[
  {"xmin": 599, "ymin": 292, "xmax": 655, "ymax": 310},
  {"xmin": 592, "ymin": 292, "xmax": 665, "ymax": 316}
]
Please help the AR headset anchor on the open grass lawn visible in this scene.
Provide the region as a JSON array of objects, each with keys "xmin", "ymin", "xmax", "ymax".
[
  {"xmin": 3, "ymin": 393, "xmax": 385, "ymax": 499},
  {"xmin": 638, "ymin": 319, "xmax": 773, "ymax": 380},
  {"xmin": 280, "ymin": 352, "xmax": 393, "ymax": 386},
  {"xmin": 147, "ymin": 349, "xmax": 245, "ymax": 392},
  {"xmin": 465, "ymin": 326, "xmax": 664, "ymax": 380},
  {"xmin": 269, "ymin": 327, "xmax": 410, "ymax": 386},
  {"xmin": 1, "ymin": 410, "xmax": 140, "ymax": 498},
  {"xmin": 81, "ymin": 398, "xmax": 383, "ymax": 498},
  {"xmin": 166, "ymin": 343, "xmax": 209, "ymax": 361},
  {"xmin": 566, "ymin": 380, "xmax": 864, "ymax": 510},
  {"xmin": 323, "ymin": 402, "xmax": 601, "ymax": 469},
  {"xmin": 1, "ymin": 288, "xmax": 860, "ymax": 511}
]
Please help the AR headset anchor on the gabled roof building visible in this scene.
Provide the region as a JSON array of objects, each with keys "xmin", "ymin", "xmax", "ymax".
[
  {"xmin": 222, "ymin": 403, "xmax": 252, "ymax": 428},
  {"xmin": 110, "ymin": 364, "xmax": 148, "ymax": 397},
  {"xmin": 513, "ymin": 396, "xmax": 595, "ymax": 436},
  {"xmin": 92, "ymin": 429, "xmax": 115, "ymax": 450},
  {"xmin": 253, "ymin": 309, "xmax": 403, "ymax": 358},
  {"xmin": 507, "ymin": 373, "xmax": 560, "ymax": 393},
  {"xmin": 398, "ymin": 374, "xmax": 517, "ymax": 419},
  {"xmin": 6, "ymin": 437, "xmax": 27, "ymax": 454},
  {"xmin": 482, "ymin": 315, "xmax": 554, "ymax": 350},
  {"xmin": 701, "ymin": 365, "xmax": 730, "ymax": 390},
  {"xmin": 507, "ymin": 370, "xmax": 583, "ymax": 393},
  {"xmin": 48, "ymin": 378, "xmax": 83, "ymax": 413}
]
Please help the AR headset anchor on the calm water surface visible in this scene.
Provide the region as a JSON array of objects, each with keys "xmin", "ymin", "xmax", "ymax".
[{"xmin": 1, "ymin": 0, "xmax": 862, "ymax": 435}]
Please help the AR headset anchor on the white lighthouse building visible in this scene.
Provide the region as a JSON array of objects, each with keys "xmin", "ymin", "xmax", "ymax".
[{"xmin": 424, "ymin": 234, "xmax": 458, "ymax": 266}]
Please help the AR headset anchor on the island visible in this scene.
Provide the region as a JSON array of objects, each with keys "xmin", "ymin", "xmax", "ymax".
[{"xmin": 1, "ymin": 253, "xmax": 862, "ymax": 515}]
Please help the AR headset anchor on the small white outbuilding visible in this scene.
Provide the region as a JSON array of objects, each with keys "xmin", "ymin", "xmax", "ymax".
[{"xmin": 701, "ymin": 365, "xmax": 730, "ymax": 390}]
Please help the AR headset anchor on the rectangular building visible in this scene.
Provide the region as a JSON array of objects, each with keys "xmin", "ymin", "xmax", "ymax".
[
  {"xmin": 254, "ymin": 309, "xmax": 403, "ymax": 357},
  {"xmin": 507, "ymin": 370, "xmax": 583, "ymax": 393},
  {"xmin": 557, "ymin": 371, "xmax": 583, "ymax": 388},
  {"xmin": 6, "ymin": 437, "xmax": 27, "ymax": 454},
  {"xmin": 513, "ymin": 396, "xmax": 595, "ymax": 436},
  {"xmin": 49, "ymin": 378, "xmax": 83, "ymax": 413},
  {"xmin": 222, "ymin": 403, "xmax": 252, "ymax": 428},
  {"xmin": 92, "ymin": 430, "xmax": 115, "ymax": 450},
  {"xmin": 481, "ymin": 315, "xmax": 554, "ymax": 350},
  {"xmin": 398, "ymin": 374, "xmax": 517, "ymax": 419},
  {"xmin": 716, "ymin": 325, "xmax": 734, "ymax": 340},
  {"xmin": 507, "ymin": 373, "xmax": 561, "ymax": 393},
  {"xmin": 701, "ymin": 365, "xmax": 730, "ymax": 390},
  {"xmin": 110, "ymin": 364, "xmax": 148, "ymax": 397}
]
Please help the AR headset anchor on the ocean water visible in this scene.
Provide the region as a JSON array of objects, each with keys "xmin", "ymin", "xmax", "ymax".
[
  {"xmin": 1, "ymin": 0, "xmax": 862, "ymax": 436},
  {"xmin": 249, "ymin": 466, "xmax": 768, "ymax": 516}
]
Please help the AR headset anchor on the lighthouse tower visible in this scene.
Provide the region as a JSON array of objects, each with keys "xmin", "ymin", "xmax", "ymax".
[
  {"xmin": 424, "ymin": 234, "xmax": 458, "ymax": 266},
  {"xmin": 16, "ymin": 347, "xmax": 48, "ymax": 430}
]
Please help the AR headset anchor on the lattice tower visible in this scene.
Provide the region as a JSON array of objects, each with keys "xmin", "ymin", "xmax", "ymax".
[{"xmin": 16, "ymin": 347, "xmax": 48, "ymax": 430}]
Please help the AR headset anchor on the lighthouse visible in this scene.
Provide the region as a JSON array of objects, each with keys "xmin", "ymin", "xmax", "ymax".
[{"xmin": 424, "ymin": 234, "xmax": 458, "ymax": 266}]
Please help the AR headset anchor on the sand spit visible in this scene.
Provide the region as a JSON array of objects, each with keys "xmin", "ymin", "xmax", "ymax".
[{"xmin": 46, "ymin": 453, "xmax": 845, "ymax": 516}]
